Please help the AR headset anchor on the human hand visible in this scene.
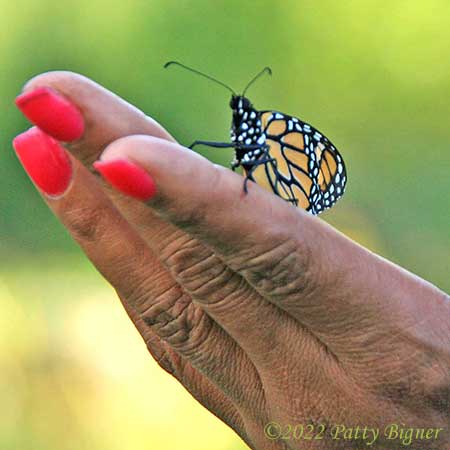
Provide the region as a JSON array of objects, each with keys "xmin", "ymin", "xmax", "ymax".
[{"xmin": 13, "ymin": 72, "xmax": 450, "ymax": 449}]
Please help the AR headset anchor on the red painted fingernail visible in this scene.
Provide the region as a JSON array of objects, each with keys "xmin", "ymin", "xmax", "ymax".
[
  {"xmin": 15, "ymin": 87, "xmax": 84, "ymax": 142},
  {"xmin": 13, "ymin": 127, "xmax": 72, "ymax": 196},
  {"xmin": 93, "ymin": 159, "xmax": 156, "ymax": 201}
]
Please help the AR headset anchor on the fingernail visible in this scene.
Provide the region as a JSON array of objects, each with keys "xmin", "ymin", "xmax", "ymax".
[
  {"xmin": 13, "ymin": 127, "xmax": 72, "ymax": 197},
  {"xmin": 93, "ymin": 159, "xmax": 157, "ymax": 201},
  {"xmin": 15, "ymin": 87, "xmax": 84, "ymax": 141}
]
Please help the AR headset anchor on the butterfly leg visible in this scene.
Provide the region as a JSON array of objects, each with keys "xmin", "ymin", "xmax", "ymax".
[
  {"xmin": 231, "ymin": 160, "xmax": 240, "ymax": 172},
  {"xmin": 189, "ymin": 140, "xmax": 236, "ymax": 150},
  {"xmin": 242, "ymin": 146, "xmax": 277, "ymax": 194}
]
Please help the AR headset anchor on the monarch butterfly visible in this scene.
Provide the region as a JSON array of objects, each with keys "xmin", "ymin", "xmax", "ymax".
[{"xmin": 165, "ymin": 61, "xmax": 347, "ymax": 215}]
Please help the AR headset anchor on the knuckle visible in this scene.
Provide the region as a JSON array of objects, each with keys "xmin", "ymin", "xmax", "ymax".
[
  {"xmin": 164, "ymin": 239, "xmax": 210, "ymax": 278},
  {"xmin": 180, "ymin": 315, "xmax": 217, "ymax": 361},
  {"xmin": 140, "ymin": 285, "xmax": 209, "ymax": 351},
  {"xmin": 234, "ymin": 236, "xmax": 318, "ymax": 301},
  {"xmin": 162, "ymin": 237, "xmax": 236, "ymax": 297},
  {"xmin": 173, "ymin": 251, "xmax": 233, "ymax": 292},
  {"xmin": 142, "ymin": 292, "xmax": 192, "ymax": 344},
  {"xmin": 187, "ymin": 263, "xmax": 236, "ymax": 299},
  {"xmin": 62, "ymin": 203, "xmax": 112, "ymax": 243}
]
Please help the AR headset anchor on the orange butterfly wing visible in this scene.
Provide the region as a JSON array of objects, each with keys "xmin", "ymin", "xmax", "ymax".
[{"xmin": 244, "ymin": 111, "xmax": 346, "ymax": 215}]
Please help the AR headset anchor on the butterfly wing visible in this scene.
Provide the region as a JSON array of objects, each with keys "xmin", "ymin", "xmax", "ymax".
[{"xmin": 244, "ymin": 111, "xmax": 347, "ymax": 215}]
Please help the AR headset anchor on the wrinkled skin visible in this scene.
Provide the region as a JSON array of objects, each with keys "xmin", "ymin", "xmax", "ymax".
[{"xmin": 16, "ymin": 72, "xmax": 450, "ymax": 449}]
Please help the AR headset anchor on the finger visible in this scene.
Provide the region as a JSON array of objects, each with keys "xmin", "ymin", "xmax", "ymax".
[
  {"xmin": 96, "ymin": 134, "xmax": 450, "ymax": 366},
  {"xmin": 13, "ymin": 127, "xmax": 263, "ymax": 411},
  {"xmin": 15, "ymin": 72, "xmax": 220, "ymax": 301},
  {"xmin": 93, "ymin": 136, "xmax": 348, "ymax": 364},
  {"xmin": 16, "ymin": 71, "xmax": 175, "ymax": 165}
]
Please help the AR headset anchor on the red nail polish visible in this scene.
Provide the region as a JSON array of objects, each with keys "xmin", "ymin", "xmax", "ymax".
[
  {"xmin": 93, "ymin": 159, "xmax": 156, "ymax": 201},
  {"xmin": 13, "ymin": 127, "xmax": 72, "ymax": 196},
  {"xmin": 15, "ymin": 87, "xmax": 84, "ymax": 142}
]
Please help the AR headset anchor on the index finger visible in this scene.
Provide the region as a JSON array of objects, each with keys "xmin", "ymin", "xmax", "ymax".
[{"xmin": 96, "ymin": 134, "xmax": 450, "ymax": 357}]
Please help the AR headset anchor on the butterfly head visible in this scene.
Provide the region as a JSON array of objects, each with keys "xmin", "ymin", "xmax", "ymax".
[{"xmin": 229, "ymin": 95, "xmax": 252, "ymax": 111}]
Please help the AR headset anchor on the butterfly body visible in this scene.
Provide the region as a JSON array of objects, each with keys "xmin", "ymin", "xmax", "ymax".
[{"xmin": 229, "ymin": 95, "xmax": 266, "ymax": 168}]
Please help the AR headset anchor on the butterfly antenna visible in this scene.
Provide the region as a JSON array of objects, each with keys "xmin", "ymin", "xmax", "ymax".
[
  {"xmin": 242, "ymin": 67, "xmax": 272, "ymax": 96},
  {"xmin": 164, "ymin": 61, "xmax": 236, "ymax": 95}
]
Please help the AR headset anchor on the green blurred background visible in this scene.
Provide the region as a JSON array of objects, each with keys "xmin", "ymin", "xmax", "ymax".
[{"xmin": 1, "ymin": 0, "xmax": 449, "ymax": 449}]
